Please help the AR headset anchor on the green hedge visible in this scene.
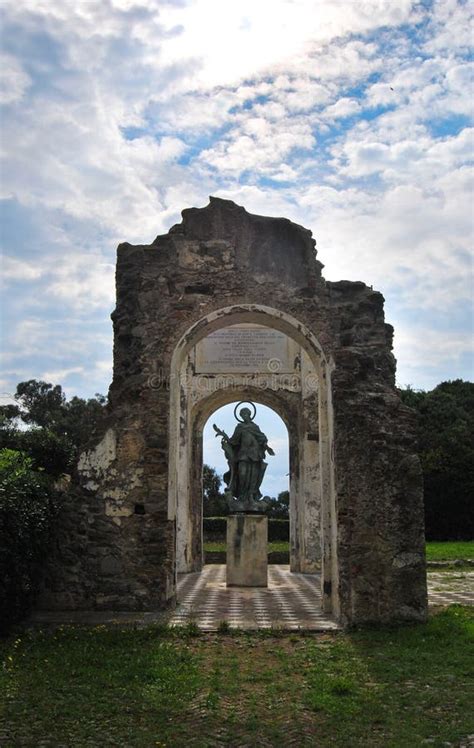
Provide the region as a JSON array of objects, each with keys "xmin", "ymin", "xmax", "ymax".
[
  {"xmin": 269, "ymin": 519, "xmax": 289, "ymax": 541},
  {"xmin": 203, "ymin": 516, "xmax": 289, "ymax": 541},
  {"xmin": 0, "ymin": 449, "xmax": 58, "ymax": 635}
]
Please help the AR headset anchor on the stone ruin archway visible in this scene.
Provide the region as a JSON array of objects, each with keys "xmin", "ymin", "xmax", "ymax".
[
  {"xmin": 167, "ymin": 304, "xmax": 337, "ymax": 614},
  {"xmin": 39, "ymin": 197, "xmax": 428, "ymax": 627}
]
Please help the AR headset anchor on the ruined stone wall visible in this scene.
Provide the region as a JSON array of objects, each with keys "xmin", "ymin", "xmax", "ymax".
[
  {"xmin": 39, "ymin": 197, "xmax": 427, "ymax": 624},
  {"xmin": 328, "ymin": 282, "xmax": 426, "ymax": 623}
]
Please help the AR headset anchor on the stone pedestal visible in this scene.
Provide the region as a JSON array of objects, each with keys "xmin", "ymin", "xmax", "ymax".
[{"xmin": 226, "ymin": 514, "xmax": 268, "ymax": 587}]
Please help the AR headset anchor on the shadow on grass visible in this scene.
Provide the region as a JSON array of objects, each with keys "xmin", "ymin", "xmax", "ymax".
[
  {"xmin": 298, "ymin": 606, "xmax": 474, "ymax": 745},
  {"xmin": 0, "ymin": 608, "xmax": 472, "ymax": 747}
]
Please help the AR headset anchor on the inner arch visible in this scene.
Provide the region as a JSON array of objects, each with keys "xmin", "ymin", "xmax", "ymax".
[
  {"xmin": 203, "ymin": 401, "xmax": 290, "ymax": 506},
  {"xmin": 168, "ymin": 303, "xmax": 337, "ymax": 614}
]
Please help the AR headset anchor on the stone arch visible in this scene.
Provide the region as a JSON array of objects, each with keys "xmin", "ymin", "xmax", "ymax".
[
  {"xmin": 194, "ymin": 391, "xmax": 295, "ymax": 570},
  {"xmin": 40, "ymin": 197, "xmax": 427, "ymax": 627},
  {"xmin": 167, "ymin": 304, "xmax": 338, "ymax": 615},
  {"xmin": 193, "ymin": 390, "xmax": 293, "ymax": 563}
]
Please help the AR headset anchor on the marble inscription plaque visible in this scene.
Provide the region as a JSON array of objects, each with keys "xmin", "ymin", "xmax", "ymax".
[{"xmin": 195, "ymin": 324, "xmax": 294, "ymax": 373}]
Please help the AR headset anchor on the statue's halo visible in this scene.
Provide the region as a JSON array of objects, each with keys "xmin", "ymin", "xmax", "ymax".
[{"xmin": 234, "ymin": 401, "xmax": 257, "ymax": 422}]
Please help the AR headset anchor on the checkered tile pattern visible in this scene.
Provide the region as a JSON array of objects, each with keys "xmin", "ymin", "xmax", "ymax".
[
  {"xmin": 168, "ymin": 566, "xmax": 474, "ymax": 631},
  {"xmin": 427, "ymin": 571, "xmax": 474, "ymax": 607},
  {"xmin": 29, "ymin": 566, "xmax": 473, "ymax": 630},
  {"xmin": 168, "ymin": 564, "xmax": 339, "ymax": 631}
]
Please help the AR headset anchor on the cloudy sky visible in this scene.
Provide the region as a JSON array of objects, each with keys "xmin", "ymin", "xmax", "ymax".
[{"xmin": 1, "ymin": 0, "xmax": 473, "ymax": 487}]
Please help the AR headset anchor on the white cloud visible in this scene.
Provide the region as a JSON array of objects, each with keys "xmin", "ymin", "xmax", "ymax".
[
  {"xmin": 0, "ymin": 0, "xmax": 472, "ymax": 400},
  {"xmin": 1, "ymin": 256, "xmax": 43, "ymax": 281},
  {"xmin": 270, "ymin": 77, "xmax": 333, "ymax": 113},
  {"xmin": 46, "ymin": 258, "xmax": 116, "ymax": 310},
  {"xmin": 1, "ymin": 251, "xmax": 115, "ymax": 310},
  {"xmin": 0, "ymin": 392, "xmax": 18, "ymax": 407},
  {"xmin": 3, "ymin": 316, "xmax": 110, "ymax": 361},
  {"xmin": 423, "ymin": 0, "xmax": 473, "ymax": 54},
  {"xmin": 199, "ymin": 116, "xmax": 315, "ymax": 177},
  {"xmin": 157, "ymin": 0, "xmax": 416, "ymax": 89},
  {"xmin": 0, "ymin": 54, "xmax": 31, "ymax": 104},
  {"xmin": 293, "ymin": 145, "xmax": 473, "ymax": 328},
  {"xmin": 323, "ymin": 97, "xmax": 360, "ymax": 121},
  {"xmin": 394, "ymin": 326, "xmax": 473, "ymax": 376},
  {"xmin": 446, "ymin": 61, "xmax": 474, "ymax": 91},
  {"xmin": 41, "ymin": 366, "xmax": 85, "ymax": 383},
  {"xmin": 333, "ymin": 128, "xmax": 473, "ymax": 181}
]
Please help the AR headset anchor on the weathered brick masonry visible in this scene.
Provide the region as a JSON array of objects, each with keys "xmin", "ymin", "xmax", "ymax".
[{"xmin": 39, "ymin": 198, "xmax": 427, "ymax": 625}]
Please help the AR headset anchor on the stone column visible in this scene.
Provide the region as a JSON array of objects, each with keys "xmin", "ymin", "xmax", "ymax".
[{"xmin": 226, "ymin": 514, "xmax": 268, "ymax": 587}]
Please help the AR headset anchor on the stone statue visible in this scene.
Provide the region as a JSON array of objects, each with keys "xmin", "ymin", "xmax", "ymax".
[{"xmin": 213, "ymin": 402, "xmax": 274, "ymax": 512}]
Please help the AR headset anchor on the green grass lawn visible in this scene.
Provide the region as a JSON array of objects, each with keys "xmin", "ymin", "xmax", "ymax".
[
  {"xmin": 205, "ymin": 540, "xmax": 474, "ymax": 561},
  {"xmin": 1, "ymin": 608, "xmax": 473, "ymax": 746},
  {"xmin": 425, "ymin": 541, "xmax": 474, "ymax": 561},
  {"xmin": 205, "ymin": 540, "xmax": 289, "ymax": 553}
]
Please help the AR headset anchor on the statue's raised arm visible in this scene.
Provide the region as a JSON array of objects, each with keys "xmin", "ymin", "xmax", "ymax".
[{"xmin": 212, "ymin": 423, "xmax": 229, "ymax": 442}]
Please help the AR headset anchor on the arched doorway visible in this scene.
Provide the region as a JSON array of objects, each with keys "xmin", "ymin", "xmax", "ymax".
[
  {"xmin": 202, "ymin": 400, "xmax": 289, "ymax": 561},
  {"xmin": 203, "ymin": 401, "xmax": 289, "ymax": 512},
  {"xmin": 167, "ymin": 304, "xmax": 338, "ymax": 616},
  {"xmin": 60, "ymin": 197, "xmax": 427, "ymax": 626}
]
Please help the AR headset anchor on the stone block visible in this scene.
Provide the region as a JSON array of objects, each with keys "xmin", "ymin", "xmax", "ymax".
[
  {"xmin": 226, "ymin": 514, "xmax": 268, "ymax": 587},
  {"xmin": 100, "ymin": 555, "xmax": 123, "ymax": 576}
]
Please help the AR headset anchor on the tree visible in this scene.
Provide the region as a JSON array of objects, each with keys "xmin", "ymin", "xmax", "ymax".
[
  {"xmin": 10, "ymin": 380, "xmax": 106, "ymax": 446},
  {"xmin": 0, "ymin": 380, "xmax": 107, "ymax": 476},
  {"xmin": 62, "ymin": 393, "xmax": 107, "ymax": 448},
  {"xmin": 0, "ymin": 404, "xmax": 21, "ymax": 426},
  {"xmin": 398, "ymin": 379, "xmax": 474, "ymax": 540},
  {"xmin": 202, "ymin": 464, "xmax": 228, "ymax": 516},
  {"xmin": 15, "ymin": 380, "xmax": 66, "ymax": 430},
  {"xmin": 265, "ymin": 490, "xmax": 289, "ymax": 518},
  {"xmin": 0, "ymin": 449, "xmax": 58, "ymax": 633},
  {"xmin": 0, "ymin": 380, "xmax": 107, "ymax": 631}
]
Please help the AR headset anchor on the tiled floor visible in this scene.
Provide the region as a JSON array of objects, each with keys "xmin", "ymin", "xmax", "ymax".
[
  {"xmin": 168, "ymin": 565, "xmax": 474, "ymax": 631},
  {"xmin": 29, "ymin": 567, "xmax": 473, "ymax": 630},
  {"xmin": 168, "ymin": 565, "xmax": 339, "ymax": 631},
  {"xmin": 427, "ymin": 570, "xmax": 474, "ymax": 607}
]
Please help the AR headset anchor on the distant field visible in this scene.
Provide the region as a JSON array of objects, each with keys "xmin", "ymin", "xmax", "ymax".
[
  {"xmin": 425, "ymin": 541, "xmax": 474, "ymax": 561},
  {"xmin": 204, "ymin": 541, "xmax": 474, "ymax": 561},
  {"xmin": 205, "ymin": 540, "xmax": 289, "ymax": 553}
]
